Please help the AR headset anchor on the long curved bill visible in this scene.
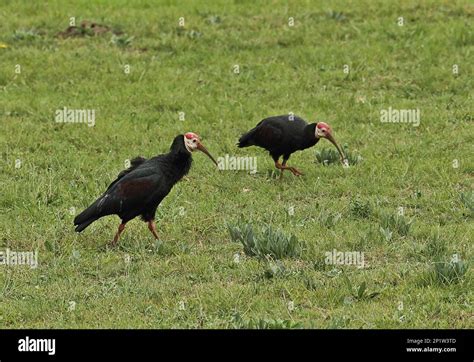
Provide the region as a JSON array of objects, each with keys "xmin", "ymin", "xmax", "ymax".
[
  {"xmin": 197, "ymin": 142, "xmax": 218, "ymax": 166},
  {"xmin": 326, "ymin": 134, "xmax": 347, "ymax": 165}
]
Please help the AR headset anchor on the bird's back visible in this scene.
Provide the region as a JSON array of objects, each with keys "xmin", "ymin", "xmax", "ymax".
[{"xmin": 238, "ymin": 115, "xmax": 315, "ymax": 158}]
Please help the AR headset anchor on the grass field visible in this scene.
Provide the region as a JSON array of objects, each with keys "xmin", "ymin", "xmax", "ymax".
[{"xmin": 0, "ymin": 0, "xmax": 472, "ymax": 328}]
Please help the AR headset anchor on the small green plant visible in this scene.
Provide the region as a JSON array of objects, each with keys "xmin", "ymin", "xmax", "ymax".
[
  {"xmin": 350, "ymin": 198, "xmax": 372, "ymax": 218},
  {"xmin": 153, "ymin": 239, "xmax": 165, "ymax": 254},
  {"xmin": 110, "ymin": 34, "xmax": 134, "ymax": 47},
  {"xmin": 425, "ymin": 232, "xmax": 447, "ymax": 258},
  {"xmin": 316, "ymin": 211, "xmax": 342, "ymax": 228},
  {"xmin": 460, "ymin": 191, "xmax": 474, "ymax": 216},
  {"xmin": 379, "ymin": 213, "xmax": 412, "ymax": 237},
  {"xmin": 328, "ymin": 316, "xmax": 351, "ymax": 328},
  {"xmin": 231, "ymin": 313, "xmax": 302, "ymax": 329},
  {"xmin": 379, "ymin": 226, "xmax": 393, "ymax": 242},
  {"xmin": 228, "ymin": 221, "xmax": 254, "ymax": 254},
  {"xmin": 342, "ymin": 273, "xmax": 380, "ymax": 301},
  {"xmin": 432, "ymin": 256, "xmax": 468, "ymax": 285},
  {"xmin": 205, "ymin": 15, "xmax": 222, "ymax": 25},
  {"xmin": 227, "ymin": 222, "xmax": 302, "ymax": 259},
  {"xmin": 12, "ymin": 29, "xmax": 41, "ymax": 41},
  {"xmin": 316, "ymin": 148, "xmax": 340, "ymax": 165},
  {"xmin": 315, "ymin": 145, "xmax": 361, "ymax": 166},
  {"xmin": 327, "ymin": 10, "xmax": 347, "ymax": 22},
  {"xmin": 263, "ymin": 260, "xmax": 287, "ymax": 279}
]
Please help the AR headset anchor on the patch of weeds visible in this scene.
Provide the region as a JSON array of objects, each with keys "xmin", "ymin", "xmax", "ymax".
[
  {"xmin": 263, "ymin": 260, "xmax": 287, "ymax": 279},
  {"xmin": 44, "ymin": 239, "xmax": 60, "ymax": 254},
  {"xmin": 302, "ymin": 275, "xmax": 320, "ymax": 291},
  {"xmin": 316, "ymin": 145, "xmax": 361, "ymax": 166},
  {"xmin": 324, "ymin": 268, "xmax": 342, "ymax": 278},
  {"xmin": 205, "ymin": 15, "xmax": 222, "ymax": 25},
  {"xmin": 231, "ymin": 312, "xmax": 302, "ymax": 329},
  {"xmin": 342, "ymin": 273, "xmax": 380, "ymax": 302},
  {"xmin": 379, "ymin": 212, "xmax": 412, "ymax": 238},
  {"xmin": 175, "ymin": 27, "xmax": 203, "ymax": 39},
  {"xmin": 327, "ymin": 10, "xmax": 347, "ymax": 22},
  {"xmin": 12, "ymin": 29, "xmax": 41, "ymax": 41},
  {"xmin": 328, "ymin": 316, "xmax": 351, "ymax": 328},
  {"xmin": 316, "ymin": 148, "xmax": 340, "ymax": 165},
  {"xmin": 379, "ymin": 226, "xmax": 393, "ymax": 242},
  {"xmin": 350, "ymin": 198, "xmax": 372, "ymax": 219},
  {"xmin": 69, "ymin": 249, "xmax": 81, "ymax": 264},
  {"xmin": 460, "ymin": 191, "xmax": 474, "ymax": 216},
  {"xmin": 228, "ymin": 222, "xmax": 303, "ymax": 259},
  {"xmin": 110, "ymin": 34, "xmax": 134, "ymax": 48},
  {"xmin": 316, "ymin": 210, "xmax": 342, "ymax": 228},
  {"xmin": 431, "ymin": 256, "xmax": 468, "ymax": 285},
  {"xmin": 425, "ymin": 232, "xmax": 447, "ymax": 259},
  {"xmin": 313, "ymin": 255, "xmax": 331, "ymax": 272},
  {"xmin": 228, "ymin": 221, "xmax": 254, "ymax": 253},
  {"xmin": 266, "ymin": 169, "xmax": 280, "ymax": 179},
  {"xmin": 152, "ymin": 239, "xmax": 165, "ymax": 254}
]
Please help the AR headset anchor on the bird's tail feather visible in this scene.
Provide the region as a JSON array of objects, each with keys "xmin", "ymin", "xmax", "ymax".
[
  {"xmin": 74, "ymin": 217, "xmax": 97, "ymax": 232},
  {"xmin": 237, "ymin": 130, "xmax": 255, "ymax": 148},
  {"xmin": 74, "ymin": 199, "xmax": 101, "ymax": 232}
]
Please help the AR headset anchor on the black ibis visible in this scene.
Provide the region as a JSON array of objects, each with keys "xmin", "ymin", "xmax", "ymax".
[
  {"xmin": 73, "ymin": 132, "xmax": 217, "ymax": 246},
  {"xmin": 238, "ymin": 115, "xmax": 347, "ymax": 176}
]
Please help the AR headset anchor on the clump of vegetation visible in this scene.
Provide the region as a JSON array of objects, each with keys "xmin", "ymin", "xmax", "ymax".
[
  {"xmin": 228, "ymin": 221, "xmax": 303, "ymax": 259},
  {"xmin": 316, "ymin": 210, "xmax": 342, "ymax": 228},
  {"xmin": 342, "ymin": 273, "xmax": 380, "ymax": 302},
  {"xmin": 110, "ymin": 34, "xmax": 134, "ymax": 48},
  {"xmin": 460, "ymin": 191, "xmax": 474, "ymax": 216},
  {"xmin": 175, "ymin": 27, "xmax": 203, "ymax": 39},
  {"xmin": 425, "ymin": 232, "xmax": 448, "ymax": 259},
  {"xmin": 12, "ymin": 29, "xmax": 41, "ymax": 41},
  {"xmin": 431, "ymin": 256, "xmax": 468, "ymax": 285},
  {"xmin": 231, "ymin": 312, "xmax": 302, "ymax": 329},
  {"xmin": 205, "ymin": 15, "xmax": 222, "ymax": 25},
  {"xmin": 327, "ymin": 10, "xmax": 347, "ymax": 22},
  {"xmin": 378, "ymin": 212, "xmax": 412, "ymax": 239},
  {"xmin": 350, "ymin": 198, "xmax": 372, "ymax": 219},
  {"xmin": 263, "ymin": 260, "xmax": 288, "ymax": 279},
  {"xmin": 315, "ymin": 145, "xmax": 362, "ymax": 166},
  {"xmin": 316, "ymin": 148, "xmax": 340, "ymax": 165}
]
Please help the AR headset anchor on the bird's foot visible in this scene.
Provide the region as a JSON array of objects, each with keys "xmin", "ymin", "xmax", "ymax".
[
  {"xmin": 107, "ymin": 239, "xmax": 119, "ymax": 248},
  {"xmin": 290, "ymin": 167, "xmax": 303, "ymax": 176}
]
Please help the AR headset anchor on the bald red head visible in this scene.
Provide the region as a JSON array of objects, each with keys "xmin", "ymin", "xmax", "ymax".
[
  {"xmin": 316, "ymin": 122, "xmax": 331, "ymax": 133},
  {"xmin": 185, "ymin": 132, "xmax": 200, "ymax": 140}
]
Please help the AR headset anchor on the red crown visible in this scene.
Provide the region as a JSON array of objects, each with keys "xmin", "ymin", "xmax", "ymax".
[{"xmin": 185, "ymin": 132, "xmax": 199, "ymax": 139}]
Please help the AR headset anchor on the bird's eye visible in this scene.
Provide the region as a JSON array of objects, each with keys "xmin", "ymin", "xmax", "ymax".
[{"xmin": 193, "ymin": 140, "xmax": 197, "ymax": 143}]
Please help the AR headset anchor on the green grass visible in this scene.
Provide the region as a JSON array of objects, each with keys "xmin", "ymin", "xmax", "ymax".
[{"xmin": 0, "ymin": 0, "xmax": 472, "ymax": 329}]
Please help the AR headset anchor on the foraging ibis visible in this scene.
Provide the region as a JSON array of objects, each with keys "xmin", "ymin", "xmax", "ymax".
[
  {"xmin": 238, "ymin": 115, "xmax": 347, "ymax": 176},
  {"xmin": 73, "ymin": 132, "xmax": 217, "ymax": 245}
]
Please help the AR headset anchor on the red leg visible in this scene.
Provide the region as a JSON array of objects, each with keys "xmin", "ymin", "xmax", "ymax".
[
  {"xmin": 148, "ymin": 220, "xmax": 159, "ymax": 240},
  {"xmin": 110, "ymin": 223, "xmax": 126, "ymax": 246}
]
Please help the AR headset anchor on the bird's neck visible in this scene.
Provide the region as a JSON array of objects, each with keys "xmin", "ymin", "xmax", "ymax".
[
  {"xmin": 304, "ymin": 123, "xmax": 319, "ymax": 145},
  {"xmin": 166, "ymin": 149, "xmax": 192, "ymax": 182}
]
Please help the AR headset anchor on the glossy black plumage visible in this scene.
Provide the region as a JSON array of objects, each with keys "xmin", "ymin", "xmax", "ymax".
[
  {"xmin": 238, "ymin": 114, "xmax": 318, "ymax": 163},
  {"xmin": 74, "ymin": 135, "xmax": 192, "ymax": 233}
]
